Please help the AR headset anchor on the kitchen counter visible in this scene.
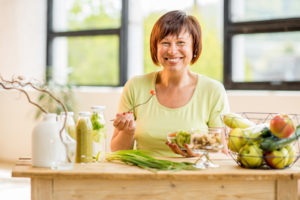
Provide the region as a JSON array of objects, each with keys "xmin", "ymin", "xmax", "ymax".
[{"xmin": 12, "ymin": 157, "xmax": 300, "ymax": 200}]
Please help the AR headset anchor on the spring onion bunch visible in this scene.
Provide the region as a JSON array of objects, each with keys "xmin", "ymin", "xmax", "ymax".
[{"xmin": 106, "ymin": 150, "xmax": 198, "ymax": 172}]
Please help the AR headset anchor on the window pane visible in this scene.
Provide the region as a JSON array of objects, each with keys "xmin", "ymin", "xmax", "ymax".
[
  {"xmin": 230, "ymin": 0, "xmax": 300, "ymax": 22},
  {"xmin": 52, "ymin": 0, "xmax": 121, "ymax": 31},
  {"xmin": 52, "ymin": 36, "xmax": 119, "ymax": 85},
  {"xmin": 142, "ymin": 0, "xmax": 223, "ymax": 82},
  {"xmin": 232, "ymin": 32, "xmax": 300, "ymax": 82}
]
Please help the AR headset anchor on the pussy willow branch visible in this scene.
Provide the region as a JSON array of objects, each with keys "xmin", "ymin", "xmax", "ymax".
[{"xmin": 0, "ymin": 75, "xmax": 70, "ymax": 162}]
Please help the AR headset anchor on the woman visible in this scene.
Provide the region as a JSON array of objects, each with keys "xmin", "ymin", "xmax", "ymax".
[{"xmin": 111, "ymin": 10, "xmax": 229, "ymax": 157}]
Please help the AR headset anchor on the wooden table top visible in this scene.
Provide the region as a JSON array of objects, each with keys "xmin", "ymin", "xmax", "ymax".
[{"xmin": 12, "ymin": 156, "xmax": 300, "ymax": 181}]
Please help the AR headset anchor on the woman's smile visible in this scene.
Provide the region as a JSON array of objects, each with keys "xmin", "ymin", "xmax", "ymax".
[{"xmin": 164, "ymin": 57, "xmax": 183, "ymax": 64}]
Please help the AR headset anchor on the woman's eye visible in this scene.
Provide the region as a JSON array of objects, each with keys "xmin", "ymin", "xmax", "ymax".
[{"xmin": 178, "ymin": 41, "xmax": 185, "ymax": 45}]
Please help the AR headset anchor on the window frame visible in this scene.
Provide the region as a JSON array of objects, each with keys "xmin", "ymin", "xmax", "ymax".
[
  {"xmin": 223, "ymin": 0, "xmax": 300, "ymax": 90},
  {"xmin": 46, "ymin": 0, "xmax": 129, "ymax": 86}
]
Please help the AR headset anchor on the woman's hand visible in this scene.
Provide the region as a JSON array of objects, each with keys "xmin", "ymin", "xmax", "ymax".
[
  {"xmin": 221, "ymin": 128, "xmax": 229, "ymax": 155},
  {"xmin": 165, "ymin": 141, "xmax": 200, "ymax": 157},
  {"xmin": 113, "ymin": 112, "xmax": 136, "ymax": 134}
]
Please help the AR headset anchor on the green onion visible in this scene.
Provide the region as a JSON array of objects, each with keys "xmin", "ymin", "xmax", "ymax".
[{"xmin": 106, "ymin": 150, "xmax": 198, "ymax": 172}]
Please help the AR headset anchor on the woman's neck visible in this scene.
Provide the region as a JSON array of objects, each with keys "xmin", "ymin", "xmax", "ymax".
[{"xmin": 157, "ymin": 68, "xmax": 196, "ymax": 88}]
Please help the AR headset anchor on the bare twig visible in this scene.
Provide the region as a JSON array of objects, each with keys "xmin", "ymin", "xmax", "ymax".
[
  {"xmin": 0, "ymin": 74, "xmax": 70, "ymax": 162},
  {"xmin": 0, "ymin": 76, "xmax": 48, "ymax": 113}
]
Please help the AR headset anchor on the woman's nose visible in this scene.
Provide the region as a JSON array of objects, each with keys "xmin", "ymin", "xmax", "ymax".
[{"xmin": 167, "ymin": 43, "xmax": 178, "ymax": 54}]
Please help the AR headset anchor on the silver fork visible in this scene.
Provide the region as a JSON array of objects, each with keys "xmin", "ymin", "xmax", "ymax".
[{"xmin": 110, "ymin": 91, "xmax": 155, "ymax": 121}]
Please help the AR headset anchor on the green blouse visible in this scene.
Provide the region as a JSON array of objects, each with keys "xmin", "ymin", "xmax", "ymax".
[{"xmin": 118, "ymin": 71, "xmax": 230, "ymax": 157}]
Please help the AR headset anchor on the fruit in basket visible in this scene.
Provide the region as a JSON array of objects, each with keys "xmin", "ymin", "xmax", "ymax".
[
  {"xmin": 238, "ymin": 144, "xmax": 263, "ymax": 168},
  {"xmin": 243, "ymin": 123, "xmax": 270, "ymax": 144},
  {"xmin": 260, "ymin": 125, "xmax": 300, "ymax": 151},
  {"xmin": 223, "ymin": 113, "xmax": 255, "ymax": 129},
  {"xmin": 285, "ymin": 144, "xmax": 297, "ymax": 167},
  {"xmin": 228, "ymin": 128, "xmax": 246, "ymax": 152},
  {"xmin": 264, "ymin": 147, "xmax": 289, "ymax": 169},
  {"xmin": 270, "ymin": 115, "xmax": 295, "ymax": 138}
]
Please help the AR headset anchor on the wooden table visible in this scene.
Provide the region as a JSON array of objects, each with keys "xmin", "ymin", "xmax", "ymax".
[{"xmin": 12, "ymin": 157, "xmax": 300, "ymax": 200}]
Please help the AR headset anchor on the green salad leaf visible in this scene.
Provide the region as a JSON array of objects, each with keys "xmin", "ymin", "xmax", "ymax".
[{"xmin": 91, "ymin": 113, "xmax": 104, "ymax": 130}]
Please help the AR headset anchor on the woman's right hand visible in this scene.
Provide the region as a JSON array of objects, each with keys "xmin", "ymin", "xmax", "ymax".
[
  {"xmin": 166, "ymin": 142, "xmax": 200, "ymax": 157},
  {"xmin": 113, "ymin": 112, "xmax": 136, "ymax": 134}
]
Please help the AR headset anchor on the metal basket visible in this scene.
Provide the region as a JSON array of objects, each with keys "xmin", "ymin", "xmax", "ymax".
[{"xmin": 222, "ymin": 112, "xmax": 300, "ymax": 169}]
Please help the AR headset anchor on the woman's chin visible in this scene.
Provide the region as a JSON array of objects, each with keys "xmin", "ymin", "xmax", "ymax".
[{"xmin": 163, "ymin": 64, "xmax": 188, "ymax": 72}]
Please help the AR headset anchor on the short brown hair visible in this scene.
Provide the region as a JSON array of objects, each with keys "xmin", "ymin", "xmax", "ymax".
[{"xmin": 150, "ymin": 10, "xmax": 202, "ymax": 66}]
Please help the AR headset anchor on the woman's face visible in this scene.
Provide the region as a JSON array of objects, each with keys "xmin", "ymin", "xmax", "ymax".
[{"xmin": 157, "ymin": 30, "xmax": 193, "ymax": 72}]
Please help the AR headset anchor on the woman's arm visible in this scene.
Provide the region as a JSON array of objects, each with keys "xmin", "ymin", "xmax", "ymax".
[{"xmin": 110, "ymin": 112, "xmax": 136, "ymax": 152}]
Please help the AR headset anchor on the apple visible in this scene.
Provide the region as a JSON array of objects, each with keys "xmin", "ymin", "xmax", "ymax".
[
  {"xmin": 228, "ymin": 128, "xmax": 246, "ymax": 153},
  {"xmin": 238, "ymin": 144, "xmax": 263, "ymax": 168},
  {"xmin": 264, "ymin": 147, "xmax": 289, "ymax": 169},
  {"xmin": 285, "ymin": 144, "xmax": 297, "ymax": 167},
  {"xmin": 270, "ymin": 115, "xmax": 295, "ymax": 138}
]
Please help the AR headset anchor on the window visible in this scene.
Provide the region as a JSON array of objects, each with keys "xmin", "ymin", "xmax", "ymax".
[
  {"xmin": 47, "ymin": 0, "xmax": 128, "ymax": 86},
  {"xmin": 224, "ymin": 0, "xmax": 300, "ymax": 90}
]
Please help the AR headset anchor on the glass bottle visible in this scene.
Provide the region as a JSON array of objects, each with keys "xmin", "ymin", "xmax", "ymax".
[
  {"xmin": 76, "ymin": 112, "xmax": 93, "ymax": 163},
  {"xmin": 51, "ymin": 112, "xmax": 77, "ymax": 170},
  {"xmin": 59, "ymin": 112, "xmax": 77, "ymax": 165},
  {"xmin": 91, "ymin": 106, "xmax": 106, "ymax": 162},
  {"xmin": 59, "ymin": 112, "xmax": 76, "ymax": 140}
]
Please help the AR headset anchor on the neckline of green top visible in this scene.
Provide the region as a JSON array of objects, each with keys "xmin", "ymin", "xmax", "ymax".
[{"xmin": 151, "ymin": 71, "xmax": 200, "ymax": 111}]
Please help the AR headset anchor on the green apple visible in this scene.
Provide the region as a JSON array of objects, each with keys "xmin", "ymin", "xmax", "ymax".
[
  {"xmin": 285, "ymin": 144, "xmax": 297, "ymax": 167},
  {"xmin": 228, "ymin": 128, "xmax": 246, "ymax": 152},
  {"xmin": 238, "ymin": 144, "xmax": 263, "ymax": 168},
  {"xmin": 264, "ymin": 147, "xmax": 289, "ymax": 169}
]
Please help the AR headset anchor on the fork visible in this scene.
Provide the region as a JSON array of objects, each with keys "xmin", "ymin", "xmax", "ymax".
[{"xmin": 110, "ymin": 90, "xmax": 156, "ymax": 121}]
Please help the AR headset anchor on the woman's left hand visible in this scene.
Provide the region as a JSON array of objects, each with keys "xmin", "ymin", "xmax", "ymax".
[
  {"xmin": 165, "ymin": 141, "xmax": 200, "ymax": 157},
  {"xmin": 221, "ymin": 128, "xmax": 229, "ymax": 155}
]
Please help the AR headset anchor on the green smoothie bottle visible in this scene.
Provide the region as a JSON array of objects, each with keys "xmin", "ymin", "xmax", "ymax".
[{"xmin": 75, "ymin": 112, "xmax": 93, "ymax": 163}]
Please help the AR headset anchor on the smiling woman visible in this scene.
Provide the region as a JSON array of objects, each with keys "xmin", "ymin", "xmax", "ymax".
[
  {"xmin": 150, "ymin": 10, "xmax": 201, "ymax": 77},
  {"xmin": 110, "ymin": 10, "xmax": 230, "ymax": 158}
]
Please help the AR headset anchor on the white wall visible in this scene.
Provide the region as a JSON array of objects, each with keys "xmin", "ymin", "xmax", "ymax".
[
  {"xmin": 1, "ymin": 0, "xmax": 300, "ymax": 162},
  {"xmin": 0, "ymin": 0, "xmax": 46, "ymax": 80}
]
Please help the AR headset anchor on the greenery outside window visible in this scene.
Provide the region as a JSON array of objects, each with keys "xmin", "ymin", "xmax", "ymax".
[
  {"xmin": 224, "ymin": 0, "xmax": 300, "ymax": 90},
  {"xmin": 47, "ymin": 0, "xmax": 128, "ymax": 86}
]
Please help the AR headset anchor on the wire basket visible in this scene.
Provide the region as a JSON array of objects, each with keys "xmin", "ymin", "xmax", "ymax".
[{"xmin": 222, "ymin": 112, "xmax": 300, "ymax": 169}]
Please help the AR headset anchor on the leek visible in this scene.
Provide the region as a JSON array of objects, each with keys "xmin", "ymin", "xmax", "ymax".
[{"xmin": 106, "ymin": 150, "xmax": 198, "ymax": 172}]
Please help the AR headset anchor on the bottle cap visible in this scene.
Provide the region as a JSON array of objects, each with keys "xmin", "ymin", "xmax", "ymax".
[
  {"xmin": 78, "ymin": 111, "xmax": 91, "ymax": 116},
  {"xmin": 91, "ymin": 106, "xmax": 106, "ymax": 111}
]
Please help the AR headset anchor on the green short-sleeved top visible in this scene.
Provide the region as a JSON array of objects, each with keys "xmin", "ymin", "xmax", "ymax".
[{"xmin": 118, "ymin": 71, "xmax": 230, "ymax": 157}]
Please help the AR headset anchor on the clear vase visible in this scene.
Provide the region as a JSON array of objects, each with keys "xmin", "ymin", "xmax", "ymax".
[{"xmin": 51, "ymin": 112, "xmax": 77, "ymax": 170}]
